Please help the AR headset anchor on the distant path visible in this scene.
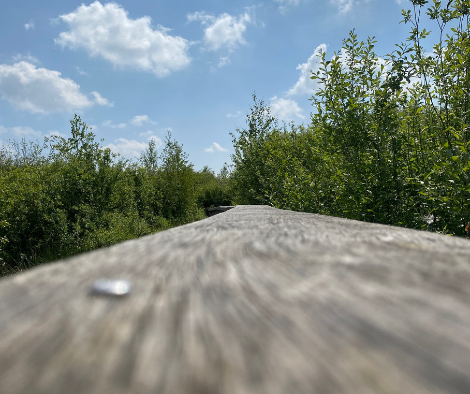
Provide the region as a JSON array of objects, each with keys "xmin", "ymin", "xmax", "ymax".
[{"xmin": 1, "ymin": 206, "xmax": 470, "ymax": 394}]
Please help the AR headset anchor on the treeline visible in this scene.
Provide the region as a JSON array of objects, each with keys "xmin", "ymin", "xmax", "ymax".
[
  {"xmin": 0, "ymin": 116, "xmax": 231, "ymax": 276},
  {"xmin": 231, "ymin": 0, "xmax": 470, "ymax": 236}
]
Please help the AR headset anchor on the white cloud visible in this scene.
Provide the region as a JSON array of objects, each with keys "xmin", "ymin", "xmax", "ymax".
[
  {"xmin": 12, "ymin": 126, "xmax": 41, "ymax": 137},
  {"xmin": 148, "ymin": 135, "xmax": 163, "ymax": 145},
  {"xmin": 276, "ymin": 0, "xmax": 358, "ymax": 14},
  {"xmin": 12, "ymin": 53, "xmax": 40, "ymax": 64},
  {"xmin": 106, "ymin": 138, "xmax": 148, "ymax": 157},
  {"xmin": 91, "ymin": 91, "xmax": 113, "ymax": 107},
  {"xmin": 76, "ymin": 66, "xmax": 88, "ymax": 76},
  {"xmin": 270, "ymin": 96, "xmax": 305, "ymax": 121},
  {"xmin": 102, "ymin": 120, "xmax": 126, "ymax": 128},
  {"xmin": 205, "ymin": 142, "xmax": 228, "ymax": 153},
  {"xmin": 106, "ymin": 135, "xmax": 162, "ymax": 158},
  {"xmin": 0, "ymin": 61, "xmax": 94, "ymax": 113},
  {"xmin": 188, "ymin": 11, "xmax": 252, "ymax": 51},
  {"xmin": 288, "ymin": 44, "xmax": 415, "ymax": 104},
  {"xmin": 24, "ymin": 20, "xmax": 35, "ymax": 31},
  {"xmin": 218, "ymin": 57, "xmax": 231, "ymax": 67},
  {"xmin": 209, "ymin": 56, "xmax": 231, "ymax": 72},
  {"xmin": 44, "ymin": 130, "xmax": 65, "ymax": 138},
  {"xmin": 55, "ymin": 1, "xmax": 191, "ymax": 77},
  {"xmin": 330, "ymin": 0, "xmax": 354, "ymax": 13},
  {"xmin": 187, "ymin": 11, "xmax": 214, "ymax": 24},
  {"xmin": 287, "ymin": 44, "xmax": 327, "ymax": 96},
  {"xmin": 131, "ymin": 115, "xmax": 157, "ymax": 126},
  {"xmin": 0, "ymin": 125, "xmax": 41, "ymax": 138},
  {"xmin": 274, "ymin": 0, "xmax": 300, "ymax": 14}
]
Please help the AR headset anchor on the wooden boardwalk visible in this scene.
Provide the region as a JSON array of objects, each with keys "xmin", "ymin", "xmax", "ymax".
[{"xmin": 1, "ymin": 205, "xmax": 469, "ymax": 394}]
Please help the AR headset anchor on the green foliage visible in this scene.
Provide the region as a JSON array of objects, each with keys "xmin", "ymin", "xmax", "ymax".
[
  {"xmin": 231, "ymin": 0, "xmax": 470, "ymax": 235},
  {"xmin": 398, "ymin": 0, "xmax": 470, "ymax": 234},
  {"xmin": 0, "ymin": 220, "xmax": 9, "ymax": 270},
  {"xmin": 158, "ymin": 132, "xmax": 202, "ymax": 224},
  {"xmin": 195, "ymin": 165, "xmax": 233, "ymax": 210},
  {"xmin": 140, "ymin": 138, "xmax": 159, "ymax": 172},
  {"xmin": 230, "ymin": 94, "xmax": 285, "ymax": 205},
  {"xmin": 0, "ymin": 117, "xmax": 207, "ymax": 276},
  {"xmin": 308, "ymin": 29, "xmax": 420, "ymax": 225},
  {"xmin": 231, "ymin": 103, "xmax": 336, "ymax": 212}
]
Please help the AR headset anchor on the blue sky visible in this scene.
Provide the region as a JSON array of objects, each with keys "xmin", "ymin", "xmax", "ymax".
[{"xmin": 0, "ymin": 0, "xmax": 427, "ymax": 171}]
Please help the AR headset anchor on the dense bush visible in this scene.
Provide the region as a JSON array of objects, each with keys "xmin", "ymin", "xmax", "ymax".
[
  {"xmin": 195, "ymin": 165, "xmax": 233, "ymax": 210},
  {"xmin": 231, "ymin": 0, "xmax": 470, "ymax": 236},
  {"xmin": 0, "ymin": 116, "xmax": 227, "ymax": 276}
]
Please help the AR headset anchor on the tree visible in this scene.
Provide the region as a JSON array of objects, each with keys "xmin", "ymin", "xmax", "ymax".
[
  {"xmin": 230, "ymin": 94, "xmax": 278, "ymax": 205},
  {"xmin": 158, "ymin": 132, "xmax": 200, "ymax": 223},
  {"xmin": 140, "ymin": 138, "xmax": 159, "ymax": 172}
]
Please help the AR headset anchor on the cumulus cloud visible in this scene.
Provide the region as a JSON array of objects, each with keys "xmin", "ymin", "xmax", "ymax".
[
  {"xmin": 91, "ymin": 91, "xmax": 113, "ymax": 107},
  {"xmin": 270, "ymin": 96, "xmax": 305, "ymax": 121},
  {"xmin": 0, "ymin": 125, "xmax": 41, "ymax": 138},
  {"xmin": 24, "ymin": 20, "xmax": 35, "ymax": 31},
  {"xmin": 274, "ymin": 0, "xmax": 300, "ymax": 14},
  {"xmin": 106, "ymin": 135, "xmax": 162, "ymax": 158},
  {"xmin": 287, "ymin": 44, "xmax": 327, "ymax": 96},
  {"xmin": 187, "ymin": 11, "xmax": 252, "ymax": 51},
  {"xmin": 102, "ymin": 120, "xmax": 126, "ymax": 128},
  {"xmin": 205, "ymin": 142, "xmax": 228, "ymax": 153},
  {"xmin": 131, "ymin": 115, "xmax": 157, "ymax": 126},
  {"xmin": 55, "ymin": 1, "xmax": 191, "ymax": 77},
  {"xmin": 12, "ymin": 53, "xmax": 40, "ymax": 64},
  {"xmin": 0, "ymin": 61, "xmax": 99, "ymax": 113}
]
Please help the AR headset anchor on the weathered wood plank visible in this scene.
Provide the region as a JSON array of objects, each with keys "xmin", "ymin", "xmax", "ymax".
[{"xmin": 1, "ymin": 205, "xmax": 470, "ymax": 394}]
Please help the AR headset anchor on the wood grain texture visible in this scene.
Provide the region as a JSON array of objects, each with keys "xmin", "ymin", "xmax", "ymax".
[{"xmin": 0, "ymin": 205, "xmax": 470, "ymax": 394}]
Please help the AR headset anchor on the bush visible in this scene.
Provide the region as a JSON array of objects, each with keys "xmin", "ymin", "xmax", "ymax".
[
  {"xmin": 0, "ymin": 117, "xmax": 207, "ymax": 276},
  {"xmin": 230, "ymin": 1, "xmax": 470, "ymax": 235}
]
